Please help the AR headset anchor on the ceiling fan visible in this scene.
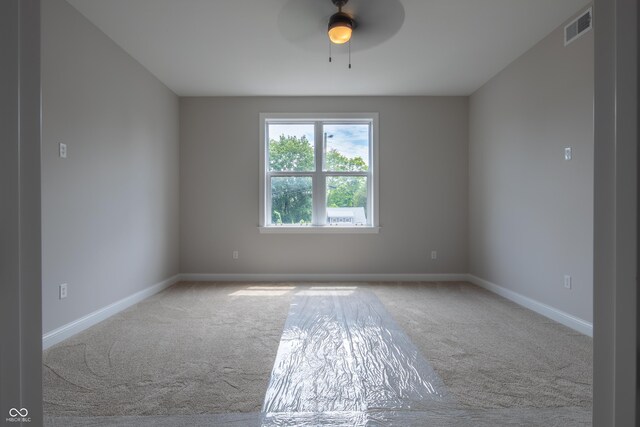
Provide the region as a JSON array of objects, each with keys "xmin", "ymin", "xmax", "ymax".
[
  {"xmin": 327, "ymin": 0, "xmax": 357, "ymax": 45},
  {"xmin": 327, "ymin": 0, "xmax": 357, "ymax": 67},
  {"xmin": 276, "ymin": 0, "xmax": 405, "ymax": 66}
]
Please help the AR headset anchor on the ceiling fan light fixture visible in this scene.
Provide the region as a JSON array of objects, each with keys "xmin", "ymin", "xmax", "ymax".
[{"xmin": 328, "ymin": 12, "xmax": 354, "ymax": 44}]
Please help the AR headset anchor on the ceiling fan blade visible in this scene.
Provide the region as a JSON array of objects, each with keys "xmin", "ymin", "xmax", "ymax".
[
  {"xmin": 277, "ymin": 0, "xmax": 334, "ymax": 43},
  {"xmin": 345, "ymin": 0, "xmax": 405, "ymax": 50}
]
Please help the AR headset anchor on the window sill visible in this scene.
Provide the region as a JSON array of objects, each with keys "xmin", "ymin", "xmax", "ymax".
[{"xmin": 258, "ymin": 226, "xmax": 380, "ymax": 234}]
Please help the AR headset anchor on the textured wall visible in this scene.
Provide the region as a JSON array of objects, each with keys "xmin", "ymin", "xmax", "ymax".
[
  {"xmin": 180, "ymin": 97, "xmax": 468, "ymax": 275},
  {"xmin": 469, "ymin": 11, "xmax": 594, "ymax": 322},
  {"xmin": 41, "ymin": 0, "xmax": 180, "ymax": 333}
]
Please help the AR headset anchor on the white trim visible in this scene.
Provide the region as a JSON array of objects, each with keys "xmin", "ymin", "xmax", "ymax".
[
  {"xmin": 262, "ymin": 113, "xmax": 378, "ymax": 121},
  {"xmin": 42, "ymin": 274, "xmax": 593, "ymax": 350},
  {"xmin": 42, "ymin": 272, "xmax": 592, "ymax": 350},
  {"xmin": 371, "ymin": 114, "xmax": 379, "ymax": 227},
  {"xmin": 259, "ymin": 113, "xmax": 379, "ymax": 229},
  {"xmin": 42, "ymin": 275, "xmax": 180, "ymax": 349},
  {"xmin": 180, "ymin": 273, "xmax": 468, "ymax": 282},
  {"xmin": 259, "ymin": 113, "xmax": 267, "ymax": 227},
  {"xmin": 259, "ymin": 226, "xmax": 380, "ymax": 234},
  {"xmin": 467, "ymin": 274, "xmax": 593, "ymax": 337}
]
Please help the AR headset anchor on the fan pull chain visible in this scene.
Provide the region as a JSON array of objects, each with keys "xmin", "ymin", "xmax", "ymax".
[
  {"xmin": 329, "ymin": 39, "xmax": 332, "ymax": 62},
  {"xmin": 348, "ymin": 39, "xmax": 351, "ymax": 69}
]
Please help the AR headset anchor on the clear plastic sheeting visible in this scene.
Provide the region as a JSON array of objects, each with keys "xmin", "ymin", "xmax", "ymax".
[
  {"xmin": 260, "ymin": 408, "xmax": 594, "ymax": 427},
  {"xmin": 261, "ymin": 410, "xmax": 453, "ymax": 427},
  {"xmin": 262, "ymin": 288, "xmax": 451, "ymax": 425},
  {"xmin": 46, "ymin": 407, "xmax": 592, "ymax": 427}
]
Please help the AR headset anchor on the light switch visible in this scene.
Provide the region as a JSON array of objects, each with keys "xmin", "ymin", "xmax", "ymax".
[
  {"xmin": 59, "ymin": 143, "xmax": 67, "ymax": 159},
  {"xmin": 564, "ymin": 147, "xmax": 572, "ymax": 161}
]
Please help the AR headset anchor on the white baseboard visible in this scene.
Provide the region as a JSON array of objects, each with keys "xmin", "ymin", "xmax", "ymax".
[
  {"xmin": 467, "ymin": 274, "xmax": 593, "ymax": 337},
  {"xmin": 42, "ymin": 274, "xmax": 180, "ymax": 349},
  {"xmin": 43, "ymin": 272, "xmax": 591, "ymax": 349},
  {"xmin": 179, "ymin": 273, "xmax": 469, "ymax": 282}
]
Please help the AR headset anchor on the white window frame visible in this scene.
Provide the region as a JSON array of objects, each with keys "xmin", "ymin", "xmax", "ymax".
[{"xmin": 259, "ymin": 113, "xmax": 379, "ymax": 234}]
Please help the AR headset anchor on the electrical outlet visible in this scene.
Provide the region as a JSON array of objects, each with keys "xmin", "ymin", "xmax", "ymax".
[
  {"xmin": 564, "ymin": 147, "xmax": 572, "ymax": 160},
  {"xmin": 59, "ymin": 283, "xmax": 68, "ymax": 299},
  {"xmin": 564, "ymin": 275, "xmax": 572, "ymax": 289},
  {"xmin": 233, "ymin": 250, "xmax": 239, "ymax": 260},
  {"xmin": 59, "ymin": 143, "xmax": 67, "ymax": 159},
  {"xmin": 431, "ymin": 250, "xmax": 437, "ymax": 260}
]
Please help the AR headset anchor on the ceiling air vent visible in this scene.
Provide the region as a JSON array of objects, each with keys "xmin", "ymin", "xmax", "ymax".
[{"xmin": 564, "ymin": 8, "xmax": 592, "ymax": 46}]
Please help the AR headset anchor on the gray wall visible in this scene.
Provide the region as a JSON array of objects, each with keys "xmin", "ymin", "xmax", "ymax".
[
  {"xmin": 469, "ymin": 12, "xmax": 594, "ymax": 322},
  {"xmin": 593, "ymin": 0, "xmax": 638, "ymax": 424},
  {"xmin": 180, "ymin": 97, "xmax": 468, "ymax": 275},
  {"xmin": 41, "ymin": 0, "xmax": 180, "ymax": 333},
  {"xmin": 1, "ymin": 0, "xmax": 42, "ymax": 423}
]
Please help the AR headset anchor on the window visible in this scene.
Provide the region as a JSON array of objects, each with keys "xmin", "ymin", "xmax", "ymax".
[{"xmin": 259, "ymin": 113, "xmax": 379, "ymax": 233}]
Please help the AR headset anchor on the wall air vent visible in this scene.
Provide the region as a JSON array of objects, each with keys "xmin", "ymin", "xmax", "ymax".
[{"xmin": 564, "ymin": 8, "xmax": 592, "ymax": 46}]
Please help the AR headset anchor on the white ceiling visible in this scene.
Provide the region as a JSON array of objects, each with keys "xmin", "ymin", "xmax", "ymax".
[{"xmin": 66, "ymin": 0, "xmax": 590, "ymax": 96}]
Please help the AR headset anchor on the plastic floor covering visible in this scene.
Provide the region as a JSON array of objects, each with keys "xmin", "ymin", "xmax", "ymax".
[{"xmin": 261, "ymin": 287, "xmax": 452, "ymax": 425}]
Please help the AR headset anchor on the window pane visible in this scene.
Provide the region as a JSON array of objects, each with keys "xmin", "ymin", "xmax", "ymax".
[
  {"xmin": 268, "ymin": 123, "xmax": 315, "ymax": 172},
  {"xmin": 323, "ymin": 123, "xmax": 369, "ymax": 172},
  {"xmin": 326, "ymin": 176, "xmax": 368, "ymax": 225},
  {"xmin": 271, "ymin": 177, "xmax": 312, "ymax": 225}
]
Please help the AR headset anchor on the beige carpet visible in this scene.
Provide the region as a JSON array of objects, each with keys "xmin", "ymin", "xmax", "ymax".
[
  {"xmin": 43, "ymin": 281, "xmax": 592, "ymax": 423},
  {"xmin": 44, "ymin": 282, "xmax": 291, "ymax": 416},
  {"xmin": 374, "ymin": 282, "xmax": 591, "ymax": 409}
]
